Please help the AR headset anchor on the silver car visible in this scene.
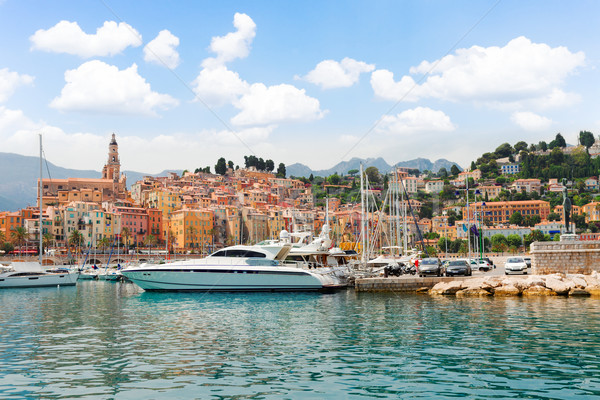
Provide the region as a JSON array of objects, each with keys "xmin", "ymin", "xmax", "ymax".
[{"xmin": 505, "ymin": 256, "xmax": 528, "ymax": 275}]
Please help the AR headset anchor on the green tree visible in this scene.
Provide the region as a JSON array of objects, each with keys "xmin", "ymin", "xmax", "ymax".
[
  {"xmin": 0, "ymin": 231, "xmax": 5, "ymax": 246},
  {"xmin": 347, "ymin": 169, "xmax": 359, "ymax": 176},
  {"xmin": 450, "ymin": 164, "xmax": 460, "ymax": 176},
  {"xmin": 328, "ymin": 173, "xmax": 341, "ymax": 185},
  {"xmin": 265, "ymin": 159, "xmax": 275, "ymax": 172},
  {"xmin": 68, "ymin": 229, "xmax": 84, "ymax": 249},
  {"xmin": 506, "ymin": 234, "xmax": 522, "ymax": 248},
  {"xmin": 215, "ymin": 157, "xmax": 227, "ymax": 175},
  {"xmin": 547, "ymin": 212, "xmax": 561, "ymax": 221},
  {"xmin": 495, "ymin": 142, "xmax": 514, "ymax": 158},
  {"xmin": 364, "ymin": 166, "xmax": 381, "ymax": 184},
  {"xmin": 228, "ymin": 160, "xmax": 234, "ymax": 170},
  {"xmin": 120, "ymin": 227, "xmax": 131, "ymax": 247},
  {"xmin": 276, "ymin": 163, "xmax": 286, "ymax": 178},
  {"xmin": 11, "ymin": 227, "xmax": 29, "ymax": 250},
  {"xmin": 579, "ymin": 130, "xmax": 595, "ymax": 148},
  {"xmin": 538, "ymin": 141, "xmax": 548, "ymax": 151},
  {"xmin": 514, "ymin": 141, "xmax": 528, "ymax": 152},
  {"xmin": 509, "ymin": 211, "xmax": 523, "ymax": 225},
  {"xmin": 524, "ymin": 230, "xmax": 545, "ymax": 248},
  {"xmin": 490, "ymin": 233, "xmax": 507, "ymax": 248}
]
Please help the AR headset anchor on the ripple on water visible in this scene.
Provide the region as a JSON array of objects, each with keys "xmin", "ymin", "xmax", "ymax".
[{"xmin": 1, "ymin": 284, "xmax": 600, "ymax": 399}]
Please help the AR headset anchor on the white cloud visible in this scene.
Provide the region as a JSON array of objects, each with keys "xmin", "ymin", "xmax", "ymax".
[
  {"xmin": 376, "ymin": 107, "xmax": 455, "ymax": 135},
  {"xmin": 192, "ymin": 65, "xmax": 249, "ymax": 107},
  {"xmin": 144, "ymin": 30, "xmax": 180, "ymax": 69},
  {"xmin": 0, "ymin": 105, "xmax": 277, "ymax": 173},
  {"xmin": 191, "ymin": 13, "xmax": 326, "ymax": 128},
  {"xmin": 50, "ymin": 60, "xmax": 179, "ymax": 115},
  {"xmin": 370, "ymin": 69, "xmax": 421, "ymax": 102},
  {"xmin": 511, "ymin": 111, "xmax": 553, "ymax": 131},
  {"xmin": 201, "ymin": 13, "xmax": 256, "ymax": 69},
  {"xmin": 231, "ymin": 83, "xmax": 325, "ymax": 126},
  {"xmin": 301, "ymin": 57, "xmax": 375, "ymax": 89},
  {"xmin": 373, "ymin": 36, "xmax": 585, "ymax": 109},
  {"xmin": 0, "ymin": 68, "xmax": 34, "ymax": 103},
  {"xmin": 30, "ymin": 20, "xmax": 142, "ymax": 58}
]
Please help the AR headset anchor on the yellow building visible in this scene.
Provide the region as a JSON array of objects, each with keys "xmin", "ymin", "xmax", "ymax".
[
  {"xmin": 146, "ymin": 189, "xmax": 183, "ymax": 217},
  {"xmin": 170, "ymin": 209, "xmax": 214, "ymax": 253}
]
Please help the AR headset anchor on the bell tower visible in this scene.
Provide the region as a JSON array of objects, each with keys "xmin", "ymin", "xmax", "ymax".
[{"xmin": 102, "ymin": 133, "xmax": 121, "ymax": 182}]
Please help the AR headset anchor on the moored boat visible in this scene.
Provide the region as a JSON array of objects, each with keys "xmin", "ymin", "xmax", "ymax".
[
  {"xmin": 121, "ymin": 242, "xmax": 344, "ymax": 292},
  {"xmin": 0, "ymin": 262, "xmax": 79, "ymax": 289}
]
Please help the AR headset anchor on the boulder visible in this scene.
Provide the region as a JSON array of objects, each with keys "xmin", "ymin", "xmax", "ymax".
[
  {"xmin": 569, "ymin": 288, "xmax": 591, "ymax": 296},
  {"xmin": 416, "ymin": 287, "xmax": 430, "ymax": 294},
  {"xmin": 462, "ymin": 277, "xmax": 487, "ymax": 290},
  {"xmin": 544, "ymin": 277, "xmax": 572, "ymax": 295},
  {"xmin": 584, "ymin": 274, "xmax": 600, "ymax": 287},
  {"xmin": 494, "ymin": 285, "xmax": 521, "ymax": 296},
  {"xmin": 586, "ymin": 285, "xmax": 600, "ymax": 296},
  {"xmin": 456, "ymin": 288, "xmax": 492, "ymax": 297},
  {"xmin": 522, "ymin": 285, "xmax": 557, "ymax": 296},
  {"xmin": 570, "ymin": 275, "xmax": 588, "ymax": 289},
  {"xmin": 482, "ymin": 277, "xmax": 503, "ymax": 289},
  {"xmin": 430, "ymin": 281, "xmax": 464, "ymax": 295}
]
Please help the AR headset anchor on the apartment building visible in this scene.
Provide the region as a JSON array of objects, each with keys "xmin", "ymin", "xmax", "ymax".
[{"xmin": 464, "ymin": 200, "xmax": 551, "ymax": 224}]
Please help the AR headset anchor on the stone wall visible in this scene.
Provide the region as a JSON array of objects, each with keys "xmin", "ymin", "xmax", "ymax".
[
  {"xmin": 355, "ymin": 276, "xmax": 469, "ymax": 292},
  {"xmin": 530, "ymin": 240, "xmax": 600, "ymax": 274}
]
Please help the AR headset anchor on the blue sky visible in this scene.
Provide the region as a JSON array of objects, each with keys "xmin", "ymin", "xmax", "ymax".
[{"xmin": 1, "ymin": 0, "xmax": 599, "ymax": 174}]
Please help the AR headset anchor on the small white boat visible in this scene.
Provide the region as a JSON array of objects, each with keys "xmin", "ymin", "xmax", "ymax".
[
  {"xmin": 98, "ymin": 268, "xmax": 122, "ymax": 281},
  {"xmin": 0, "ymin": 262, "xmax": 79, "ymax": 289},
  {"xmin": 78, "ymin": 268, "xmax": 100, "ymax": 280}
]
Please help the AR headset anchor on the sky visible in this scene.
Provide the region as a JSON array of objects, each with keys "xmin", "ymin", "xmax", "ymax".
[{"xmin": 1, "ymin": 0, "xmax": 599, "ymax": 175}]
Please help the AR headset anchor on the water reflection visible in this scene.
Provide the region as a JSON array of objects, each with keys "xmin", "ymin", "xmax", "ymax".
[{"xmin": 1, "ymin": 283, "xmax": 599, "ymax": 399}]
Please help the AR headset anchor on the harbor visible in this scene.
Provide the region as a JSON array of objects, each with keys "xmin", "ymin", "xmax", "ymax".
[{"xmin": 1, "ymin": 280, "xmax": 599, "ymax": 399}]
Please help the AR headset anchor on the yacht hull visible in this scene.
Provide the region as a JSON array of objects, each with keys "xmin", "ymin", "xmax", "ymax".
[
  {"xmin": 122, "ymin": 266, "xmax": 327, "ymax": 291},
  {"xmin": 0, "ymin": 272, "xmax": 79, "ymax": 289}
]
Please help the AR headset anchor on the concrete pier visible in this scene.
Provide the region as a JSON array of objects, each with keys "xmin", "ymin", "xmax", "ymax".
[{"xmin": 355, "ymin": 276, "xmax": 471, "ymax": 292}]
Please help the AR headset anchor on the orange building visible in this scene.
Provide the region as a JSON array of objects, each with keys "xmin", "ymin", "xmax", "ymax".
[{"xmin": 465, "ymin": 200, "xmax": 551, "ymax": 225}]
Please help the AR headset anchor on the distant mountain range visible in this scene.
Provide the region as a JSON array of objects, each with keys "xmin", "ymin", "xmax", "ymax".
[
  {"xmin": 0, "ymin": 152, "xmax": 461, "ymax": 211},
  {"xmin": 0, "ymin": 152, "xmax": 181, "ymax": 211},
  {"xmin": 286, "ymin": 157, "xmax": 461, "ymax": 178}
]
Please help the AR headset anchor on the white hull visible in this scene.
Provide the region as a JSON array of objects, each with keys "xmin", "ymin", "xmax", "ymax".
[
  {"xmin": 122, "ymin": 263, "xmax": 335, "ymax": 291},
  {"xmin": 0, "ymin": 271, "xmax": 79, "ymax": 288}
]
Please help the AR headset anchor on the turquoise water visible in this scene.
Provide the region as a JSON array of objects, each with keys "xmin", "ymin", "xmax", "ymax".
[{"xmin": 1, "ymin": 282, "xmax": 599, "ymax": 399}]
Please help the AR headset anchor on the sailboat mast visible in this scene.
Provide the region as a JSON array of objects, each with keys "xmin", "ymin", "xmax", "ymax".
[
  {"xmin": 39, "ymin": 134, "xmax": 43, "ymax": 265},
  {"xmin": 360, "ymin": 164, "xmax": 365, "ymax": 264}
]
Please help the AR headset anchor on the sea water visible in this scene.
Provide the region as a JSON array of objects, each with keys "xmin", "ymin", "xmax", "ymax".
[{"xmin": 1, "ymin": 281, "xmax": 599, "ymax": 399}]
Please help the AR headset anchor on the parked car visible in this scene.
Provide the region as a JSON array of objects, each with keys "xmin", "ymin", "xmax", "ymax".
[
  {"xmin": 445, "ymin": 259, "xmax": 472, "ymax": 277},
  {"xmin": 483, "ymin": 257, "xmax": 495, "ymax": 269},
  {"xmin": 524, "ymin": 257, "xmax": 532, "ymax": 268},
  {"xmin": 505, "ymin": 256, "xmax": 528, "ymax": 275},
  {"xmin": 476, "ymin": 259, "xmax": 492, "ymax": 272},
  {"xmin": 418, "ymin": 257, "xmax": 443, "ymax": 277}
]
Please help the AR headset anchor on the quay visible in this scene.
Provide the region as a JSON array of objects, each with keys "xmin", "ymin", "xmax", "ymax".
[{"xmin": 355, "ymin": 276, "xmax": 471, "ymax": 292}]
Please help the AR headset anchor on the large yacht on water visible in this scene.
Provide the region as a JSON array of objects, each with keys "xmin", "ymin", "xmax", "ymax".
[{"xmin": 121, "ymin": 239, "xmax": 345, "ymax": 292}]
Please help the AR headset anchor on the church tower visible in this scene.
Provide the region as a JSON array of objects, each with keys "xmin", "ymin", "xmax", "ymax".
[{"xmin": 102, "ymin": 133, "xmax": 121, "ymax": 182}]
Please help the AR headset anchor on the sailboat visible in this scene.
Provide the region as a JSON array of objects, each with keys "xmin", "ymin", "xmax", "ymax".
[{"xmin": 0, "ymin": 135, "xmax": 79, "ymax": 289}]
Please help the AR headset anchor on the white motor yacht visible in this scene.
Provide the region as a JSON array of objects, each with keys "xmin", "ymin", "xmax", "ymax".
[
  {"xmin": 121, "ymin": 242, "xmax": 344, "ymax": 292},
  {"xmin": 0, "ymin": 262, "xmax": 79, "ymax": 289}
]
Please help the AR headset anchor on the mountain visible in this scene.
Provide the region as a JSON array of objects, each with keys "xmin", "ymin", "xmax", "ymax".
[
  {"xmin": 287, "ymin": 157, "xmax": 462, "ymax": 178},
  {"xmin": 0, "ymin": 152, "xmax": 180, "ymax": 211}
]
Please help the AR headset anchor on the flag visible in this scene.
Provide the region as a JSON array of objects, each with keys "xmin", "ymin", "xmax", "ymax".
[
  {"xmin": 470, "ymin": 224, "xmax": 479, "ymax": 237},
  {"xmin": 462, "ymin": 224, "xmax": 467, "ymax": 232}
]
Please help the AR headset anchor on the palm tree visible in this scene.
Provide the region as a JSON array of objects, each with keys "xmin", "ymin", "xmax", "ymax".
[
  {"xmin": 120, "ymin": 227, "xmax": 131, "ymax": 248},
  {"xmin": 98, "ymin": 237, "xmax": 111, "ymax": 253},
  {"xmin": 42, "ymin": 232, "xmax": 53, "ymax": 254},
  {"xmin": 0, "ymin": 231, "xmax": 6, "ymax": 246},
  {"xmin": 186, "ymin": 225, "xmax": 198, "ymax": 252},
  {"xmin": 144, "ymin": 234, "xmax": 157, "ymax": 255},
  {"xmin": 11, "ymin": 227, "xmax": 29, "ymax": 251},
  {"xmin": 68, "ymin": 229, "xmax": 84, "ymax": 258}
]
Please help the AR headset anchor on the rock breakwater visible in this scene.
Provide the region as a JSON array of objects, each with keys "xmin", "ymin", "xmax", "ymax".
[{"xmin": 429, "ymin": 272, "xmax": 600, "ymax": 297}]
